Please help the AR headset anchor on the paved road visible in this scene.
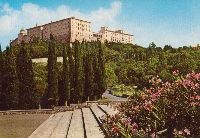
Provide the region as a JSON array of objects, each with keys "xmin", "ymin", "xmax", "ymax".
[{"xmin": 102, "ymin": 90, "xmax": 127, "ymax": 101}]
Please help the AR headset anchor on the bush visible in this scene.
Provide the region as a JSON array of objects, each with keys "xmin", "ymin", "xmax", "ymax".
[{"xmin": 101, "ymin": 72, "xmax": 200, "ymax": 137}]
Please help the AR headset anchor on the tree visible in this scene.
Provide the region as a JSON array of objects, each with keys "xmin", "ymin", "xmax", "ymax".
[
  {"xmin": 16, "ymin": 42, "xmax": 37, "ymax": 109},
  {"xmin": 83, "ymin": 50, "xmax": 95, "ymax": 101},
  {"xmin": 73, "ymin": 40, "xmax": 84, "ymax": 103},
  {"xmin": 68, "ymin": 43, "xmax": 75, "ymax": 103},
  {"xmin": 97, "ymin": 41, "xmax": 106, "ymax": 97},
  {"xmin": 0, "ymin": 44, "xmax": 3, "ymax": 109},
  {"xmin": 43, "ymin": 34, "xmax": 58, "ymax": 108},
  {"xmin": 2, "ymin": 47, "xmax": 19, "ymax": 110},
  {"xmin": 58, "ymin": 44, "xmax": 70, "ymax": 105},
  {"xmin": 164, "ymin": 45, "xmax": 173, "ymax": 51}
]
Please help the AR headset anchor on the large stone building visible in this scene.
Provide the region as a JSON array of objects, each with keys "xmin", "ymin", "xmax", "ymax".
[
  {"xmin": 11, "ymin": 17, "xmax": 133, "ymax": 46},
  {"xmin": 93, "ymin": 27, "xmax": 133, "ymax": 44}
]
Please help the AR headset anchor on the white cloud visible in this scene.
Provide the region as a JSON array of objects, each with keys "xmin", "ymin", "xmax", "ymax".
[{"xmin": 0, "ymin": 1, "xmax": 122, "ymax": 46}]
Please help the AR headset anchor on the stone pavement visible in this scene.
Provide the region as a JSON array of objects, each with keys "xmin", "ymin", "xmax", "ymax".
[
  {"xmin": 67, "ymin": 109, "xmax": 84, "ymax": 138},
  {"xmin": 28, "ymin": 104, "xmax": 116, "ymax": 138}
]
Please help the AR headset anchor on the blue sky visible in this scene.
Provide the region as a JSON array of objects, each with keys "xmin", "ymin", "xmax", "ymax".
[{"xmin": 0, "ymin": 0, "xmax": 200, "ymax": 49}]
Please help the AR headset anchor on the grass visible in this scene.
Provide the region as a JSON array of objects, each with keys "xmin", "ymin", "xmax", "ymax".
[{"xmin": 0, "ymin": 114, "xmax": 51, "ymax": 138}]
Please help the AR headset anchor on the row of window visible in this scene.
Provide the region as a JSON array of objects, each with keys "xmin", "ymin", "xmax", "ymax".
[{"xmin": 111, "ymin": 38, "xmax": 131, "ymax": 42}]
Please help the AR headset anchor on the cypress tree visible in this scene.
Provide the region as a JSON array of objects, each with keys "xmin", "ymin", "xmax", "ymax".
[
  {"xmin": 0, "ymin": 44, "xmax": 3, "ymax": 109},
  {"xmin": 45, "ymin": 34, "xmax": 58, "ymax": 108},
  {"xmin": 73, "ymin": 40, "xmax": 82, "ymax": 103},
  {"xmin": 68, "ymin": 43, "xmax": 75, "ymax": 103},
  {"xmin": 92, "ymin": 54, "xmax": 100, "ymax": 99},
  {"xmin": 58, "ymin": 44, "xmax": 70, "ymax": 105},
  {"xmin": 16, "ymin": 42, "xmax": 37, "ymax": 109},
  {"xmin": 79, "ymin": 41, "xmax": 85, "ymax": 102},
  {"xmin": 2, "ymin": 47, "xmax": 19, "ymax": 110},
  {"xmin": 97, "ymin": 41, "xmax": 106, "ymax": 98},
  {"xmin": 83, "ymin": 42, "xmax": 95, "ymax": 101}
]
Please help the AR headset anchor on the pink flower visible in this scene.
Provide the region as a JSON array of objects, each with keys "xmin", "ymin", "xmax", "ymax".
[
  {"xmin": 178, "ymin": 131, "xmax": 183, "ymax": 135},
  {"xmin": 173, "ymin": 70, "xmax": 179, "ymax": 76},
  {"xmin": 111, "ymin": 126, "xmax": 119, "ymax": 134},
  {"xmin": 144, "ymin": 101, "xmax": 153, "ymax": 111},
  {"xmin": 132, "ymin": 122, "xmax": 138, "ymax": 129},
  {"xmin": 121, "ymin": 118, "xmax": 131, "ymax": 126},
  {"xmin": 150, "ymin": 132, "xmax": 156, "ymax": 138},
  {"xmin": 133, "ymin": 105, "xmax": 139, "ymax": 111},
  {"xmin": 184, "ymin": 128, "xmax": 190, "ymax": 135}
]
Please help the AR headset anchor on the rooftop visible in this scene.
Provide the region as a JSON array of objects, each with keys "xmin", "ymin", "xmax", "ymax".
[
  {"xmin": 101, "ymin": 26, "xmax": 133, "ymax": 36},
  {"xmin": 27, "ymin": 17, "xmax": 91, "ymax": 30}
]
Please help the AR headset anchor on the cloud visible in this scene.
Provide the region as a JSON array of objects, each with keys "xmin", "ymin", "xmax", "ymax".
[
  {"xmin": 89, "ymin": 1, "xmax": 121, "ymax": 30},
  {"xmin": 0, "ymin": 1, "xmax": 122, "ymax": 47}
]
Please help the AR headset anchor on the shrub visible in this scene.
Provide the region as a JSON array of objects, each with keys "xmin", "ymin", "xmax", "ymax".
[{"xmin": 101, "ymin": 72, "xmax": 200, "ymax": 137}]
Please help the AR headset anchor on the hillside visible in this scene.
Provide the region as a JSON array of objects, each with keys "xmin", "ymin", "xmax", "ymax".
[{"xmin": 1, "ymin": 39, "xmax": 200, "ymax": 108}]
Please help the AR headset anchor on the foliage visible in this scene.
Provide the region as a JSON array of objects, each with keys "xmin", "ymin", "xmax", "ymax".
[
  {"xmin": 43, "ymin": 34, "xmax": 58, "ymax": 108},
  {"xmin": 0, "ymin": 45, "xmax": 3, "ymax": 109},
  {"xmin": 1, "ymin": 47, "xmax": 19, "ymax": 110},
  {"xmin": 16, "ymin": 42, "xmax": 38, "ymax": 109},
  {"xmin": 104, "ymin": 42, "xmax": 200, "ymax": 91},
  {"xmin": 102, "ymin": 72, "xmax": 200, "ymax": 137},
  {"xmin": 1, "ymin": 38, "xmax": 199, "ymax": 109},
  {"xmin": 58, "ymin": 44, "xmax": 70, "ymax": 106}
]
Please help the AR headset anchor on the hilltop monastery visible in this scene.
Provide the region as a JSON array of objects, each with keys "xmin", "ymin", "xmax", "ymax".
[{"xmin": 11, "ymin": 17, "xmax": 133, "ymax": 46}]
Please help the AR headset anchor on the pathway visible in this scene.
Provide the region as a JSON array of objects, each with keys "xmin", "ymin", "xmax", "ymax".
[
  {"xmin": 29, "ymin": 104, "xmax": 116, "ymax": 138},
  {"xmin": 102, "ymin": 90, "xmax": 127, "ymax": 101}
]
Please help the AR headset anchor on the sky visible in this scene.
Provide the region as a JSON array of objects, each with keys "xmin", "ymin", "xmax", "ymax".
[{"xmin": 0, "ymin": 0, "xmax": 200, "ymax": 49}]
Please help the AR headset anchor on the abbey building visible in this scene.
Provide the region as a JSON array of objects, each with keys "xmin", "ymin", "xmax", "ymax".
[{"xmin": 11, "ymin": 17, "xmax": 133, "ymax": 46}]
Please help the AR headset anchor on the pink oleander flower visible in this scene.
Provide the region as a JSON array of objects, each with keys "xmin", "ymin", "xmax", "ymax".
[
  {"xmin": 150, "ymin": 132, "xmax": 156, "ymax": 138},
  {"xmin": 132, "ymin": 122, "xmax": 138, "ymax": 129},
  {"xmin": 184, "ymin": 128, "xmax": 190, "ymax": 135},
  {"xmin": 111, "ymin": 126, "xmax": 119, "ymax": 134},
  {"xmin": 144, "ymin": 101, "xmax": 153, "ymax": 111},
  {"xmin": 121, "ymin": 117, "xmax": 131, "ymax": 127},
  {"xmin": 178, "ymin": 131, "xmax": 183, "ymax": 135},
  {"xmin": 191, "ymin": 95, "xmax": 200, "ymax": 100},
  {"xmin": 128, "ymin": 122, "xmax": 138, "ymax": 134},
  {"xmin": 133, "ymin": 105, "xmax": 139, "ymax": 111},
  {"xmin": 141, "ymin": 93, "xmax": 148, "ymax": 100},
  {"xmin": 173, "ymin": 70, "xmax": 179, "ymax": 76},
  {"xmin": 156, "ymin": 78, "xmax": 162, "ymax": 84}
]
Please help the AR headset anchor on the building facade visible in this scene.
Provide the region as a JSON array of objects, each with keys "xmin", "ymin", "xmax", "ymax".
[
  {"xmin": 93, "ymin": 27, "xmax": 133, "ymax": 44},
  {"xmin": 11, "ymin": 17, "xmax": 133, "ymax": 46}
]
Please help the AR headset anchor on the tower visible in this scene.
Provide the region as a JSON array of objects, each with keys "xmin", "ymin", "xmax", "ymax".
[{"xmin": 18, "ymin": 28, "xmax": 26, "ymax": 44}]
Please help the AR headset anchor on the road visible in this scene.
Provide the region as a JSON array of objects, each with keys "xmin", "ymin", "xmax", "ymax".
[{"xmin": 102, "ymin": 90, "xmax": 127, "ymax": 101}]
